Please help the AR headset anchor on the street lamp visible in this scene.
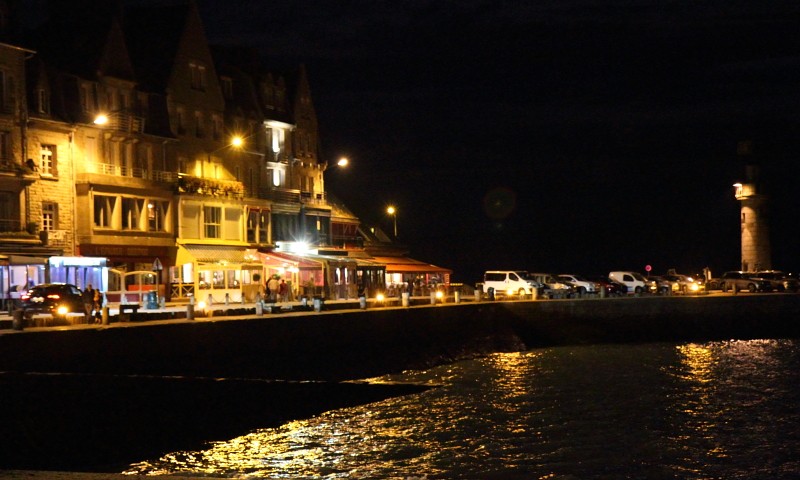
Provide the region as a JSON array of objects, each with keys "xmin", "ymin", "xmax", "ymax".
[{"xmin": 387, "ymin": 205, "xmax": 397, "ymax": 237}]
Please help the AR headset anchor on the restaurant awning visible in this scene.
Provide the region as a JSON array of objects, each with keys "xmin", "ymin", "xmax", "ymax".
[
  {"xmin": 0, "ymin": 255, "xmax": 50, "ymax": 266},
  {"xmin": 177, "ymin": 245, "xmax": 261, "ymax": 266},
  {"xmin": 371, "ymin": 256, "xmax": 452, "ymax": 274},
  {"xmin": 261, "ymin": 251, "xmax": 323, "ymax": 269}
]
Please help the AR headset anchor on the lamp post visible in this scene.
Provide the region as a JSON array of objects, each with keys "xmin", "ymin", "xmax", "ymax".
[{"xmin": 387, "ymin": 205, "xmax": 397, "ymax": 237}]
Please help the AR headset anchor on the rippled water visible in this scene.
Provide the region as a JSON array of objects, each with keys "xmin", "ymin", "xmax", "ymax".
[{"xmin": 125, "ymin": 340, "xmax": 800, "ymax": 479}]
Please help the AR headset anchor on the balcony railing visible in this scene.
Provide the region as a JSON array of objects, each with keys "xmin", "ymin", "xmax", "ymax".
[
  {"xmin": 102, "ymin": 111, "xmax": 145, "ymax": 134},
  {"xmin": 83, "ymin": 162, "xmax": 182, "ymax": 183},
  {"xmin": 258, "ymin": 187, "xmax": 326, "ymax": 205},
  {"xmin": 177, "ymin": 175, "xmax": 245, "ymax": 199}
]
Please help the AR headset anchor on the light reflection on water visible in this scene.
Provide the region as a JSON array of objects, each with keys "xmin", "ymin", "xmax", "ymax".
[{"xmin": 125, "ymin": 340, "xmax": 800, "ymax": 479}]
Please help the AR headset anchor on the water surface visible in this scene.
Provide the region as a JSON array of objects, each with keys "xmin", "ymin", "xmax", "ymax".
[{"xmin": 125, "ymin": 339, "xmax": 800, "ymax": 479}]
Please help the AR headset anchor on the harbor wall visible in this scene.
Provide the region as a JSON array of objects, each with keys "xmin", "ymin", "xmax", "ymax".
[{"xmin": 2, "ymin": 294, "xmax": 799, "ymax": 381}]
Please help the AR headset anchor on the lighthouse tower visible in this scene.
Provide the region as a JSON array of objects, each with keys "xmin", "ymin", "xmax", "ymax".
[{"xmin": 733, "ymin": 141, "xmax": 771, "ymax": 272}]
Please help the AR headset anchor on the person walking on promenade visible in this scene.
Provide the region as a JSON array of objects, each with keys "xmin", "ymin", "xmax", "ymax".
[
  {"xmin": 93, "ymin": 288, "xmax": 103, "ymax": 323},
  {"xmin": 278, "ymin": 279, "xmax": 288, "ymax": 302},
  {"xmin": 267, "ymin": 275, "xmax": 280, "ymax": 302},
  {"xmin": 82, "ymin": 284, "xmax": 96, "ymax": 323}
]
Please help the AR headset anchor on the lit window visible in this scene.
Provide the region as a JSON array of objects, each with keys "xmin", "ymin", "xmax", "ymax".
[
  {"xmin": 93, "ymin": 195, "xmax": 116, "ymax": 228},
  {"xmin": 40, "ymin": 144, "xmax": 55, "ymax": 176},
  {"xmin": 122, "ymin": 198, "xmax": 144, "ymax": 230},
  {"xmin": 42, "ymin": 202, "xmax": 56, "ymax": 231},
  {"xmin": 204, "ymin": 206, "xmax": 221, "ymax": 238},
  {"xmin": 148, "ymin": 201, "xmax": 167, "ymax": 232}
]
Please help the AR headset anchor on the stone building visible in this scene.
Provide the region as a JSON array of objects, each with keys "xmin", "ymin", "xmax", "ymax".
[{"xmin": 0, "ymin": 0, "xmax": 392, "ymax": 303}]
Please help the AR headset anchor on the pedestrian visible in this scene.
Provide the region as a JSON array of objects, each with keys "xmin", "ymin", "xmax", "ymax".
[
  {"xmin": 278, "ymin": 279, "xmax": 288, "ymax": 302},
  {"xmin": 93, "ymin": 288, "xmax": 103, "ymax": 323},
  {"xmin": 267, "ymin": 275, "xmax": 280, "ymax": 302},
  {"xmin": 82, "ymin": 284, "xmax": 96, "ymax": 322}
]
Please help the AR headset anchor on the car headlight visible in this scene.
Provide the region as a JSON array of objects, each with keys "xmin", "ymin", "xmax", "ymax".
[{"xmin": 56, "ymin": 306, "xmax": 69, "ymax": 315}]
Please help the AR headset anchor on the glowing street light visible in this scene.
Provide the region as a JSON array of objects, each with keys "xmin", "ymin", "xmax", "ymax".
[
  {"xmin": 337, "ymin": 157, "xmax": 349, "ymax": 167},
  {"xmin": 93, "ymin": 113, "xmax": 109, "ymax": 125},
  {"xmin": 387, "ymin": 205, "xmax": 397, "ymax": 237}
]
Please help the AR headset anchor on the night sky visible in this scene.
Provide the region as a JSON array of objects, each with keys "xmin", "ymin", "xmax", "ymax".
[{"xmin": 198, "ymin": 0, "xmax": 800, "ymax": 284}]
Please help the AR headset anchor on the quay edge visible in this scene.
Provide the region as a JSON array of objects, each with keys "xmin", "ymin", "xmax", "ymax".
[{"xmin": 1, "ymin": 294, "xmax": 799, "ymax": 381}]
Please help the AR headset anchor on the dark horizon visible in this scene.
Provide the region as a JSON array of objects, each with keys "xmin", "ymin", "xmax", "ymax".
[{"xmin": 197, "ymin": 0, "xmax": 800, "ymax": 283}]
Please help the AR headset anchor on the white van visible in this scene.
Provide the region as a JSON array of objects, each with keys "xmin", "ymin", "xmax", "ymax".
[
  {"xmin": 483, "ymin": 271, "xmax": 537, "ymax": 297},
  {"xmin": 608, "ymin": 271, "xmax": 648, "ymax": 294}
]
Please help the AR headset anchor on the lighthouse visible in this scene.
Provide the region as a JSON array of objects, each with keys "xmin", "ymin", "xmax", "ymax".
[{"xmin": 733, "ymin": 141, "xmax": 771, "ymax": 272}]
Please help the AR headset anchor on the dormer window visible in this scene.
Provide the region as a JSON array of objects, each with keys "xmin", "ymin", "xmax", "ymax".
[
  {"xmin": 189, "ymin": 62, "xmax": 207, "ymax": 91},
  {"xmin": 221, "ymin": 77, "xmax": 233, "ymax": 99},
  {"xmin": 37, "ymin": 88, "xmax": 50, "ymax": 114}
]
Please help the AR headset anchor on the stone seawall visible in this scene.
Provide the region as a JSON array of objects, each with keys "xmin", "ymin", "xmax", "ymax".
[
  {"xmin": 2, "ymin": 294, "xmax": 800, "ymax": 471},
  {"xmin": 2, "ymin": 294, "xmax": 799, "ymax": 381}
]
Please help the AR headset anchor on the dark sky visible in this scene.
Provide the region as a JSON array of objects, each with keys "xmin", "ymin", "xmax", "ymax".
[{"xmin": 197, "ymin": 0, "xmax": 800, "ymax": 283}]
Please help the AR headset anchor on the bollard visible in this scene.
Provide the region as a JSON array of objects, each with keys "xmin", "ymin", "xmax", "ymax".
[
  {"xmin": 430, "ymin": 291, "xmax": 436, "ymax": 305},
  {"xmin": 160, "ymin": 296, "xmax": 166, "ymax": 309},
  {"xmin": 314, "ymin": 297, "xmax": 322, "ymax": 312},
  {"xmin": 207, "ymin": 294, "xmax": 213, "ymax": 306},
  {"xmin": 224, "ymin": 292, "xmax": 230, "ymax": 305},
  {"xmin": 532, "ymin": 287, "xmax": 539, "ymax": 301},
  {"xmin": 600, "ymin": 286, "xmax": 607, "ymax": 298},
  {"xmin": 186, "ymin": 303, "xmax": 195, "ymax": 320},
  {"xmin": 474, "ymin": 289, "xmax": 482, "ymax": 302},
  {"xmin": 488, "ymin": 287, "xmax": 495, "ymax": 301},
  {"xmin": 101, "ymin": 306, "xmax": 109, "ymax": 325},
  {"xmin": 732, "ymin": 283, "xmax": 738, "ymax": 295},
  {"xmin": 255, "ymin": 301, "xmax": 263, "ymax": 315},
  {"xmin": 359, "ymin": 295, "xmax": 367, "ymax": 309},
  {"xmin": 12, "ymin": 309, "xmax": 23, "ymax": 331},
  {"xmin": 401, "ymin": 292, "xmax": 409, "ymax": 307},
  {"xmin": 241, "ymin": 294, "xmax": 245, "ymax": 305},
  {"xmin": 454, "ymin": 290, "xmax": 461, "ymax": 303}
]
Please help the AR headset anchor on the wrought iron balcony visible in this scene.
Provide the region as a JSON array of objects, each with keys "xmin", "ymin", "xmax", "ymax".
[
  {"xmin": 177, "ymin": 175, "xmax": 245, "ymax": 198},
  {"xmin": 94, "ymin": 110, "xmax": 145, "ymax": 134}
]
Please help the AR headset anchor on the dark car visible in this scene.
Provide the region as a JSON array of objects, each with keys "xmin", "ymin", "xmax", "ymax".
[
  {"xmin": 588, "ymin": 276, "xmax": 627, "ymax": 297},
  {"xmin": 720, "ymin": 272, "xmax": 772, "ymax": 293},
  {"xmin": 19, "ymin": 283, "xmax": 84, "ymax": 318},
  {"xmin": 756, "ymin": 271, "xmax": 800, "ymax": 292}
]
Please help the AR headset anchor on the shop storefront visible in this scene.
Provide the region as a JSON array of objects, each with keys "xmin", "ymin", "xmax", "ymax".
[
  {"xmin": 78, "ymin": 244, "xmax": 175, "ymax": 302},
  {"xmin": 271, "ymin": 249, "xmax": 385, "ymax": 299},
  {"xmin": 371, "ymin": 255, "xmax": 452, "ymax": 296},
  {"xmin": 48, "ymin": 256, "xmax": 109, "ymax": 293},
  {"xmin": 172, "ymin": 245, "xmax": 263, "ymax": 304},
  {"xmin": 0, "ymin": 255, "xmax": 48, "ymax": 310}
]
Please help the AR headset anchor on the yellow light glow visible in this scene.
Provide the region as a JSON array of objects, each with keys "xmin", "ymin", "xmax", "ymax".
[
  {"xmin": 435, "ymin": 291, "xmax": 444, "ymax": 299},
  {"xmin": 93, "ymin": 114, "xmax": 109, "ymax": 125},
  {"xmin": 376, "ymin": 293, "xmax": 385, "ymax": 302},
  {"xmin": 231, "ymin": 136, "xmax": 244, "ymax": 148},
  {"xmin": 198, "ymin": 301, "xmax": 206, "ymax": 309},
  {"xmin": 337, "ymin": 157, "xmax": 349, "ymax": 167},
  {"xmin": 387, "ymin": 206, "xmax": 396, "ymax": 215},
  {"xmin": 57, "ymin": 306, "xmax": 69, "ymax": 315}
]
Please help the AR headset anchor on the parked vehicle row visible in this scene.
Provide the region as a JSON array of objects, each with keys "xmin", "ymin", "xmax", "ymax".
[{"xmin": 482, "ymin": 268, "xmax": 800, "ymax": 299}]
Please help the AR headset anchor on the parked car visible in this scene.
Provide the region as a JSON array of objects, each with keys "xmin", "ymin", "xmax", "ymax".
[
  {"xmin": 720, "ymin": 271, "xmax": 772, "ymax": 293},
  {"xmin": 482, "ymin": 271, "xmax": 540, "ymax": 297},
  {"xmin": 608, "ymin": 271, "xmax": 648, "ymax": 294},
  {"xmin": 19, "ymin": 283, "xmax": 85, "ymax": 319},
  {"xmin": 662, "ymin": 273, "xmax": 704, "ymax": 294},
  {"xmin": 647, "ymin": 275, "xmax": 675, "ymax": 295},
  {"xmin": 756, "ymin": 271, "xmax": 800, "ymax": 292},
  {"xmin": 529, "ymin": 273, "xmax": 575, "ymax": 298},
  {"xmin": 588, "ymin": 276, "xmax": 627, "ymax": 296},
  {"xmin": 557, "ymin": 274, "xmax": 598, "ymax": 295}
]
